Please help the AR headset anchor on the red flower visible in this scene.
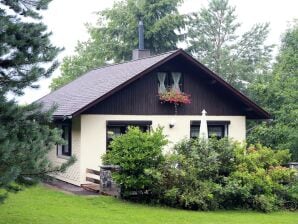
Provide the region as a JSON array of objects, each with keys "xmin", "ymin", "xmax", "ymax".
[{"xmin": 159, "ymin": 90, "xmax": 191, "ymax": 105}]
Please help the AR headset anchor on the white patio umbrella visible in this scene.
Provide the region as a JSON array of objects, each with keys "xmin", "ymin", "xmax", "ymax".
[{"xmin": 199, "ymin": 109, "xmax": 208, "ymax": 141}]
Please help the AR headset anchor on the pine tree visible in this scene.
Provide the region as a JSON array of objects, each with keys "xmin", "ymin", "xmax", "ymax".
[
  {"xmin": 50, "ymin": 0, "xmax": 185, "ymax": 90},
  {"xmin": 187, "ymin": 0, "xmax": 273, "ymax": 92},
  {"xmin": 0, "ymin": 0, "xmax": 72, "ymax": 202}
]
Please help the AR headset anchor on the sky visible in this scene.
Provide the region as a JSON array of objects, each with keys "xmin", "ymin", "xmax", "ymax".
[{"xmin": 16, "ymin": 0, "xmax": 298, "ymax": 104}]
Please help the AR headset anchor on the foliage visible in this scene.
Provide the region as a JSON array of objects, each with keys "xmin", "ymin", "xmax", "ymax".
[
  {"xmin": 247, "ymin": 21, "xmax": 298, "ymax": 160},
  {"xmin": 285, "ymin": 181, "xmax": 298, "ymax": 210},
  {"xmin": 103, "ymin": 127, "xmax": 297, "ymax": 212},
  {"xmin": 159, "ymin": 138, "xmax": 296, "ymax": 212},
  {"xmin": 0, "ymin": 94, "xmax": 75, "ymax": 203},
  {"xmin": 1, "ymin": 186, "xmax": 298, "ymax": 224},
  {"xmin": 221, "ymin": 144, "xmax": 295, "ymax": 212},
  {"xmin": 0, "ymin": 94, "xmax": 76, "ymax": 200},
  {"xmin": 102, "ymin": 126, "xmax": 168, "ymax": 198},
  {"xmin": 159, "ymin": 138, "xmax": 237, "ymax": 210},
  {"xmin": 0, "ymin": 0, "xmax": 72, "ymax": 202},
  {"xmin": 187, "ymin": 0, "xmax": 273, "ymax": 92},
  {"xmin": 0, "ymin": 0, "xmax": 61, "ymax": 95},
  {"xmin": 50, "ymin": 0, "xmax": 186, "ymax": 90}
]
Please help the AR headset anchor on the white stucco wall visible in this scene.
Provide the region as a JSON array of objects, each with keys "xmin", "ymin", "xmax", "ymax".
[
  {"xmin": 79, "ymin": 115, "xmax": 246, "ymax": 184},
  {"xmin": 48, "ymin": 114, "xmax": 246, "ymax": 185},
  {"xmin": 48, "ymin": 117, "xmax": 81, "ymax": 186}
]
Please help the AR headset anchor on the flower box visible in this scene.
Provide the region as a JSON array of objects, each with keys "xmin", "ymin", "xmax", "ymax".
[{"xmin": 159, "ymin": 90, "xmax": 191, "ymax": 105}]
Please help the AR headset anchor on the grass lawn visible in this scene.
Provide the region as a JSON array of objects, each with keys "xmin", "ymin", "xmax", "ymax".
[{"xmin": 0, "ymin": 185, "xmax": 297, "ymax": 224}]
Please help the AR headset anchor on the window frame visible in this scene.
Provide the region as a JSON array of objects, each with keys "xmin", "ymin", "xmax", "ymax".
[
  {"xmin": 56, "ymin": 122, "xmax": 72, "ymax": 157},
  {"xmin": 106, "ymin": 120, "xmax": 152, "ymax": 151},
  {"xmin": 190, "ymin": 120, "xmax": 230, "ymax": 139}
]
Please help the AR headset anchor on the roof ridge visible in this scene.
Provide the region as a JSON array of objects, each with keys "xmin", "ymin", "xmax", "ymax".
[{"xmin": 90, "ymin": 49, "xmax": 179, "ymax": 72}]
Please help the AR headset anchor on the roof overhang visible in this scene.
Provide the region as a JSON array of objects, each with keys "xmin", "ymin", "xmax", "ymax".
[{"xmin": 67, "ymin": 49, "xmax": 270, "ymax": 119}]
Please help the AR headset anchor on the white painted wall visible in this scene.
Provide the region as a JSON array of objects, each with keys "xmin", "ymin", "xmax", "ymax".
[
  {"xmin": 49, "ymin": 114, "xmax": 245, "ymax": 185},
  {"xmin": 48, "ymin": 117, "xmax": 81, "ymax": 186},
  {"xmin": 79, "ymin": 114, "xmax": 246, "ymax": 184}
]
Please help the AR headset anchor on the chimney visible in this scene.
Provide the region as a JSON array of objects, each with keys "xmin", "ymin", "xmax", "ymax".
[{"xmin": 132, "ymin": 20, "xmax": 150, "ymax": 60}]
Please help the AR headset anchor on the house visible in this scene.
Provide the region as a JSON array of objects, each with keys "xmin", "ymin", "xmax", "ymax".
[{"xmin": 37, "ymin": 46, "xmax": 269, "ymax": 186}]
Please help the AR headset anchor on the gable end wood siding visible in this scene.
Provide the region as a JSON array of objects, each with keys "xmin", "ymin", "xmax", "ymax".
[
  {"xmin": 37, "ymin": 50, "xmax": 269, "ymax": 119},
  {"xmin": 84, "ymin": 55, "xmax": 250, "ymax": 116}
]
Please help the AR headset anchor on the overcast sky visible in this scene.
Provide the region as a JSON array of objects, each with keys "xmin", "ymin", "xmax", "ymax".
[{"xmin": 16, "ymin": 0, "xmax": 298, "ymax": 104}]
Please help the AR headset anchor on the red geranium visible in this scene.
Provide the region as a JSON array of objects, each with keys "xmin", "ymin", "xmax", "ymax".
[{"xmin": 159, "ymin": 90, "xmax": 191, "ymax": 105}]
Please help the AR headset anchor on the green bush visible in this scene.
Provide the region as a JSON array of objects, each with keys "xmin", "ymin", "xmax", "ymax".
[
  {"xmin": 103, "ymin": 128, "xmax": 297, "ymax": 212},
  {"xmin": 221, "ymin": 144, "xmax": 296, "ymax": 212},
  {"xmin": 284, "ymin": 181, "xmax": 298, "ymax": 210},
  {"xmin": 160, "ymin": 138, "xmax": 297, "ymax": 212},
  {"xmin": 159, "ymin": 138, "xmax": 235, "ymax": 210},
  {"xmin": 102, "ymin": 126, "xmax": 168, "ymax": 198}
]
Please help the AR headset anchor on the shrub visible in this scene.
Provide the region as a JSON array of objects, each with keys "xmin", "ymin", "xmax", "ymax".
[
  {"xmin": 159, "ymin": 138, "xmax": 236, "ymax": 210},
  {"xmin": 102, "ymin": 126, "xmax": 168, "ymax": 198},
  {"xmin": 216, "ymin": 143, "xmax": 296, "ymax": 212},
  {"xmin": 284, "ymin": 181, "xmax": 298, "ymax": 210},
  {"xmin": 103, "ymin": 129, "xmax": 297, "ymax": 212},
  {"xmin": 252, "ymin": 194, "xmax": 279, "ymax": 212},
  {"xmin": 160, "ymin": 138, "xmax": 297, "ymax": 212}
]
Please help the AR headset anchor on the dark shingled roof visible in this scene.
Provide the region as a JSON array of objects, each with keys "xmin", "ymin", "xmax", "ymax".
[
  {"xmin": 37, "ymin": 49, "xmax": 270, "ymax": 119},
  {"xmin": 37, "ymin": 50, "xmax": 178, "ymax": 116}
]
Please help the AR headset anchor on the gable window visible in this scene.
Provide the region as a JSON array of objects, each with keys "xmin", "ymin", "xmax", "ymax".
[
  {"xmin": 57, "ymin": 123, "xmax": 71, "ymax": 157},
  {"xmin": 106, "ymin": 121, "xmax": 152, "ymax": 150},
  {"xmin": 157, "ymin": 72, "xmax": 183, "ymax": 93},
  {"xmin": 190, "ymin": 121, "xmax": 230, "ymax": 140}
]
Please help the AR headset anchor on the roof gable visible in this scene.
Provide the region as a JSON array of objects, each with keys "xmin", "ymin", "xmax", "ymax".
[
  {"xmin": 37, "ymin": 49, "xmax": 269, "ymax": 119},
  {"xmin": 37, "ymin": 50, "xmax": 179, "ymax": 116}
]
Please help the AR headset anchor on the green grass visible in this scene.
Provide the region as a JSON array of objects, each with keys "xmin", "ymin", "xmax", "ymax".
[{"xmin": 0, "ymin": 185, "xmax": 297, "ymax": 224}]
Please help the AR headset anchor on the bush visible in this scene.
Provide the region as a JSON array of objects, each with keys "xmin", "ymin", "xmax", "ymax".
[
  {"xmin": 160, "ymin": 138, "xmax": 297, "ymax": 212},
  {"xmin": 102, "ymin": 126, "xmax": 168, "ymax": 198},
  {"xmin": 103, "ymin": 129, "xmax": 297, "ymax": 212},
  {"xmin": 221, "ymin": 144, "xmax": 296, "ymax": 212},
  {"xmin": 159, "ymin": 138, "xmax": 236, "ymax": 210},
  {"xmin": 284, "ymin": 181, "xmax": 298, "ymax": 210}
]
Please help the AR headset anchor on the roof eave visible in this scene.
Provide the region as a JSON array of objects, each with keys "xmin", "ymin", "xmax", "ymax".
[
  {"xmin": 71, "ymin": 49, "xmax": 182, "ymax": 117},
  {"xmin": 178, "ymin": 50, "xmax": 271, "ymax": 120},
  {"xmin": 58, "ymin": 49, "xmax": 269, "ymax": 120}
]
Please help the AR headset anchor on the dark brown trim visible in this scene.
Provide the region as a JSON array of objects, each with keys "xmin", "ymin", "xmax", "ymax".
[
  {"xmin": 190, "ymin": 120, "xmax": 231, "ymax": 125},
  {"xmin": 106, "ymin": 120, "xmax": 152, "ymax": 151},
  {"xmin": 190, "ymin": 121, "xmax": 228, "ymax": 139},
  {"xmin": 107, "ymin": 120, "xmax": 152, "ymax": 126},
  {"xmin": 71, "ymin": 49, "xmax": 270, "ymax": 119},
  {"xmin": 178, "ymin": 50, "xmax": 270, "ymax": 119},
  {"xmin": 56, "ymin": 122, "xmax": 72, "ymax": 157},
  {"xmin": 72, "ymin": 50, "xmax": 182, "ymax": 117}
]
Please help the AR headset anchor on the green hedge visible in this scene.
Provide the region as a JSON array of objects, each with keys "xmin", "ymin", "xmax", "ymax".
[{"xmin": 102, "ymin": 128, "xmax": 297, "ymax": 212}]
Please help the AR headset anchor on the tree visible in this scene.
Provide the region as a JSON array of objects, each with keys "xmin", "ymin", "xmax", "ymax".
[
  {"xmin": 187, "ymin": 0, "xmax": 273, "ymax": 91},
  {"xmin": 0, "ymin": 0, "xmax": 72, "ymax": 202},
  {"xmin": 50, "ymin": 0, "xmax": 185, "ymax": 90},
  {"xmin": 0, "ymin": 0, "xmax": 61, "ymax": 94},
  {"xmin": 247, "ymin": 21, "xmax": 298, "ymax": 160}
]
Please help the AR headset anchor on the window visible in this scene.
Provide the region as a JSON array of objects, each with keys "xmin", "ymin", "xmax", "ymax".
[
  {"xmin": 106, "ymin": 121, "xmax": 152, "ymax": 150},
  {"xmin": 157, "ymin": 72, "xmax": 183, "ymax": 93},
  {"xmin": 190, "ymin": 121, "xmax": 230, "ymax": 140},
  {"xmin": 57, "ymin": 123, "xmax": 71, "ymax": 157}
]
